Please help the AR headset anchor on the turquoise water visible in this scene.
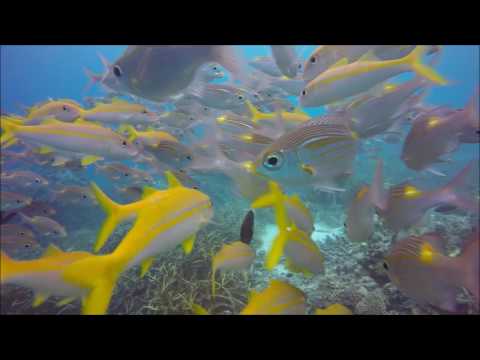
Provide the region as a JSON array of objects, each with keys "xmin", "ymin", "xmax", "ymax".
[{"xmin": 0, "ymin": 45, "xmax": 478, "ymax": 315}]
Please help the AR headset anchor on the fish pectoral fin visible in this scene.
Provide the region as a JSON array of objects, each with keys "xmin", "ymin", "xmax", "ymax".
[
  {"xmin": 51, "ymin": 156, "xmax": 69, "ymax": 167},
  {"xmin": 32, "ymin": 292, "xmax": 49, "ymax": 308},
  {"xmin": 56, "ymin": 297, "xmax": 77, "ymax": 307},
  {"xmin": 140, "ymin": 257, "xmax": 155, "ymax": 278},
  {"xmin": 182, "ymin": 234, "xmax": 196, "ymax": 255},
  {"xmin": 81, "ymin": 155, "xmax": 103, "ymax": 167}
]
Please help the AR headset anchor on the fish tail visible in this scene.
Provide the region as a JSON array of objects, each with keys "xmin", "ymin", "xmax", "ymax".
[
  {"xmin": 0, "ymin": 117, "xmax": 19, "ymax": 148},
  {"xmin": 251, "ymin": 181, "xmax": 290, "ymax": 270},
  {"xmin": 210, "ymin": 46, "xmax": 247, "ymax": 84},
  {"xmin": 245, "ymin": 100, "xmax": 264, "ymax": 123},
  {"xmin": 90, "ymin": 182, "xmax": 127, "ymax": 253},
  {"xmin": 83, "ymin": 67, "xmax": 103, "ymax": 94},
  {"xmin": 370, "ymin": 158, "xmax": 388, "ymax": 211},
  {"xmin": 439, "ymin": 159, "xmax": 479, "ymax": 214},
  {"xmin": 402, "ymin": 46, "xmax": 448, "ymax": 85},
  {"xmin": 118, "ymin": 124, "xmax": 138, "ymax": 142},
  {"xmin": 63, "ymin": 254, "xmax": 124, "ymax": 315}
]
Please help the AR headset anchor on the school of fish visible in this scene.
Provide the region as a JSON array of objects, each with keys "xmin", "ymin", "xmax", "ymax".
[{"xmin": 1, "ymin": 45, "xmax": 478, "ymax": 315}]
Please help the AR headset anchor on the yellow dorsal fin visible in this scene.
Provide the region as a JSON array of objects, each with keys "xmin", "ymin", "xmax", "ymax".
[
  {"xmin": 357, "ymin": 50, "xmax": 377, "ymax": 62},
  {"xmin": 329, "ymin": 57, "xmax": 349, "ymax": 69},
  {"xmin": 141, "ymin": 186, "xmax": 158, "ymax": 199},
  {"xmin": 140, "ymin": 257, "xmax": 155, "ymax": 278},
  {"xmin": 42, "ymin": 244, "xmax": 63, "ymax": 258},
  {"xmin": 165, "ymin": 170, "xmax": 182, "ymax": 188},
  {"xmin": 182, "ymin": 234, "xmax": 196, "ymax": 255},
  {"xmin": 81, "ymin": 155, "xmax": 103, "ymax": 167}
]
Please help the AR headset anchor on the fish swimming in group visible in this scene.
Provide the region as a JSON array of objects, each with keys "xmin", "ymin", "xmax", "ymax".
[
  {"xmin": 402, "ymin": 94, "xmax": 479, "ymax": 171},
  {"xmin": 96, "ymin": 46, "xmax": 246, "ymax": 102},
  {"xmin": 240, "ymin": 279, "xmax": 306, "ymax": 315},
  {"xmin": 1, "ymin": 117, "xmax": 140, "ymax": 166},
  {"xmin": 211, "ymin": 210, "xmax": 256, "ymax": 296},
  {"xmin": 18, "ymin": 212, "xmax": 67, "ymax": 238},
  {"xmin": 253, "ymin": 121, "xmax": 358, "ymax": 191},
  {"xmin": 378, "ymin": 160, "xmax": 478, "ymax": 232},
  {"xmin": 270, "ymin": 46, "xmax": 301, "ymax": 79},
  {"xmin": 300, "ymin": 46, "xmax": 447, "ymax": 107},
  {"xmin": 1, "ymin": 191, "xmax": 32, "ymax": 212},
  {"xmin": 383, "ymin": 229, "xmax": 479, "ymax": 312},
  {"xmin": 345, "ymin": 159, "xmax": 387, "ymax": 242},
  {"xmin": 1, "ymin": 45, "xmax": 478, "ymax": 316}
]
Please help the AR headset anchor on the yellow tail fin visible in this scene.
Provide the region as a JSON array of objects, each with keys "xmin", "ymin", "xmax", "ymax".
[
  {"xmin": 402, "ymin": 46, "xmax": 448, "ymax": 85},
  {"xmin": 63, "ymin": 254, "xmax": 124, "ymax": 315},
  {"xmin": 245, "ymin": 100, "xmax": 267, "ymax": 124},
  {"xmin": 0, "ymin": 117, "xmax": 19, "ymax": 148},
  {"xmin": 90, "ymin": 182, "xmax": 126, "ymax": 253},
  {"xmin": 251, "ymin": 181, "xmax": 290, "ymax": 270}
]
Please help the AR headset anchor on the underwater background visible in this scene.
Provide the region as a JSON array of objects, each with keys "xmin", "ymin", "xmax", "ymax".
[{"xmin": 0, "ymin": 45, "xmax": 479, "ymax": 315}]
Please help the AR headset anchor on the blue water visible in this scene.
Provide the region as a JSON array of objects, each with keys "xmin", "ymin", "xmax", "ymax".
[{"xmin": 1, "ymin": 45, "xmax": 479, "ymax": 315}]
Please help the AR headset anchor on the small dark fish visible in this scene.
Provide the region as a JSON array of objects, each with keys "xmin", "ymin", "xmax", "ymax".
[{"xmin": 240, "ymin": 210, "xmax": 255, "ymax": 245}]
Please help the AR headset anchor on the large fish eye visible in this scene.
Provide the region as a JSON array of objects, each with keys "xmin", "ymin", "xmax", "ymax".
[
  {"xmin": 16, "ymin": 199, "xmax": 22, "ymax": 204},
  {"xmin": 62, "ymin": 105, "xmax": 69, "ymax": 112},
  {"xmin": 238, "ymin": 95, "xmax": 244, "ymax": 100},
  {"xmin": 35, "ymin": 178, "xmax": 40, "ymax": 183},
  {"xmin": 297, "ymin": 63, "xmax": 302, "ymax": 69},
  {"xmin": 301, "ymin": 90, "xmax": 307, "ymax": 96},
  {"xmin": 213, "ymin": 66, "xmax": 218, "ymax": 71},
  {"xmin": 263, "ymin": 152, "xmax": 283, "ymax": 170},
  {"xmin": 82, "ymin": 194, "xmax": 87, "ymax": 199},
  {"xmin": 310, "ymin": 56, "xmax": 316, "ymax": 63},
  {"xmin": 186, "ymin": 155, "xmax": 192, "ymax": 161},
  {"xmin": 141, "ymin": 110, "xmax": 148, "ymax": 114},
  {"xmin": 383, "ymin": 261, "xmax": 389, "ymax": 271},
  {"xmin": 20, "ymin": 232, "xmax": 25, "ymax": 236},
  {"xmin": 113, "ymin": 65, "xmax": 122, "ymax": 77},
  {"xmin": 122, "ymin": 140, "xmax": 128, "ymax": 147},
  {"xmin": 25, "ymin": 243, "xmax": 31, "ymax": 248},
  {"xmin": 124, "ymin": 173, "xmax": 129, "ymax": 177}
]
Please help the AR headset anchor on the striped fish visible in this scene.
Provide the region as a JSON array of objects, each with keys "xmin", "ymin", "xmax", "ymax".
[{"xmin": 254, "ymin": 122, "xmax": 358, "ymax": 189}]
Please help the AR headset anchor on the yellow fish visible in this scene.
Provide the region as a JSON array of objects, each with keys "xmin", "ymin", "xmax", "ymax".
[
  {"xmin": 240, "ymin": 279, "xmax": 306, "ymax": 315},
  {"xmin": 0, "ymin": 244, "xmax": 94, "ymax": 308},
  {"xmin": 62, "ymin": 171, "xmax": 213, "ymax": 314},
  {"xmin": 315, "ymin": 304, "xmax": 352, "ymax": 315}
]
